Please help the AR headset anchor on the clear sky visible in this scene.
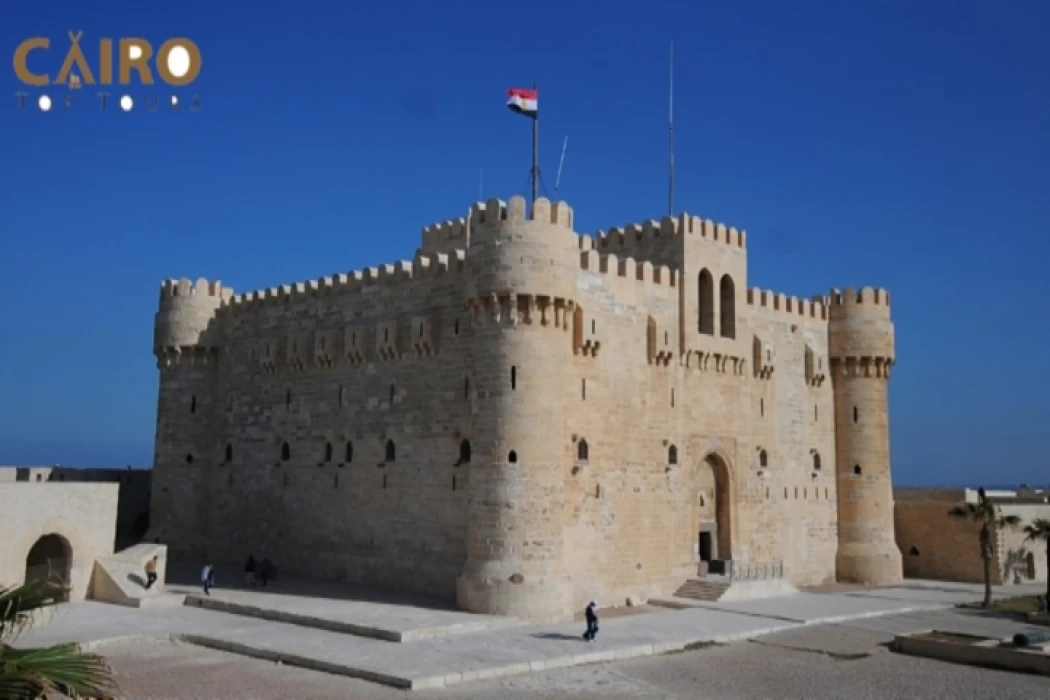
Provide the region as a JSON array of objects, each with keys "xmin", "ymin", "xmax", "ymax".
[{"xmin": 1, "ymin": 0, "xmax": 1047, "ymax": 486}]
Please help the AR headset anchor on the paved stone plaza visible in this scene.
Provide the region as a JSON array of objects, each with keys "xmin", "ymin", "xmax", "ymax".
[{"xmin": 17, "ymin": 576, "xmax": 1048, "ymax": 692}]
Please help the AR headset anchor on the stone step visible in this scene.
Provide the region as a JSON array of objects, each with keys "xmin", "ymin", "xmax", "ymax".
[{"xmin": 673, "ymin": 579, "xmax": 730, "ymax": 602}]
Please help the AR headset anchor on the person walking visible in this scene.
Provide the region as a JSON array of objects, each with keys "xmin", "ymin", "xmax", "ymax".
[
  {"xmin": 583, "ymin": 601, "xmax": 599, "ymax": 642},
  {"xmin": 144, "ymin": 555, "xmax": 159, "ymax": 590},
  {"xmin": 244, "ymin": 554, "xmax": 257, "ymax": 588},
  {"xmin": 201, "ymin": 562, "xmax": 214, "ymax": 595},
  {"xmin": 258, "ymin": 557, "xmax": 272, "ymax": 587}
]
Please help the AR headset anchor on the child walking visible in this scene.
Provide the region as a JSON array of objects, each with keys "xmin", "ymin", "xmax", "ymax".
[{"xmin": 583, "ymin": 601, "xmax": 599, "ymax": 642}]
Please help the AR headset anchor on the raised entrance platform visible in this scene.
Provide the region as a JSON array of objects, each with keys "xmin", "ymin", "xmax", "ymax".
[{"xmin": 162, "ymin": 561, "xmax": 519, "ymax": 642}]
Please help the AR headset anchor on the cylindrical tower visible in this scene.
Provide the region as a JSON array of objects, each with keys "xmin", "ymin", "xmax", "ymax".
[
  {"xmin": 148, "ymin": 278, "xmax": 229, "ymax": 550},
  {"xmin": 457, "ymin": 195, "xmax": 578, "ymax": 621},
  {"xmin": 828, "ymin": 286, "xmax": 902, "ymax": 585}
]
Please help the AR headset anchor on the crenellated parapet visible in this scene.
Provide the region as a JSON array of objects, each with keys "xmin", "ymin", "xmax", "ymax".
[
  {"xmin": 219, "ymin": 250, "xmax": 467, "ymax": 315},
  {"xmin": 747, "ymin": 288, "xmax": 828, "ymax": 321},
  {"xmin": 465, "ymin": 292, "xmax": 576, "ymax": 333},
  {"xmin": 578, "ymin": 250, "xmax": 678, "ymax": 304},
  {"xmin": 588, "ymin": 212, "xmax": 746, "ymax": 256},
  {"xmin": 154, "ymin": 278, "xmax": 233, "ymax": 362},
  {"xmin": 825, "ymin": 286, "xmax": 894, "ymax": 377},
  {"xmin": 420, "ymin": 216, "xmax": 470, "ymax": 255}
]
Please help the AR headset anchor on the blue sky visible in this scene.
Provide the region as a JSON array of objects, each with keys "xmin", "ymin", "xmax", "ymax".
[{"xmin": 0, "ymin": 0, "xmax": 1047, "ymax": 486}]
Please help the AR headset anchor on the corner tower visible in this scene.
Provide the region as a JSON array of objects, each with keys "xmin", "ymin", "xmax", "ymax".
[
  {"xmin": 457, "ymin": 195, "xmax": 578, "ymax": 621},
  {"xmin": 828, "ymin": 286, "xmax": 903, "ymax": 585},
  {"xmin": 149, "ymin": 278, "xmax": 230, "ymax": 547}
]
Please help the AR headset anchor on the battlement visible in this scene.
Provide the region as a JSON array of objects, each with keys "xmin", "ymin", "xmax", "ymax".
[
  {"xmin": 159, "ymin": 278, "xmax": 234, "ymax": 306},
  {"xmin": 219, "ymin": 251, "xmax": 467, "ymax": 312},
  {"xmin": 747, "ymin": 288, "xmax": 828, "ymax": 321},
  {"xmin": 588, "ymin": 212, "xmax": 747, "ymax": 252},
  {"xmin": 825, "ymin": 286, "xmax": 891, "ymax": 308},
  {"xmin": 469, "ymin": 196, "xmax": 574, "ymax": 229},
  {"xmin": 579, "ymin": 250, "xmax": 678, "ymax": 296},
  {"xmin": 420, "ymin": 217, "xmax": 469, "ymax": 252}
]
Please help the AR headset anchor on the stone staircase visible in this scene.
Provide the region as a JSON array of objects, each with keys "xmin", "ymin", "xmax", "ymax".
[{"xmin": 672, "ymin": 576, "xmax": 731, "ymax": 602}]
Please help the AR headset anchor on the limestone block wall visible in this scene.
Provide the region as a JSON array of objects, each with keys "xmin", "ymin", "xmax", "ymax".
[
  {"xmin": 0, "ymin": 483, "xmax": 118, "ymax": 600},
  {"xmin": 150, "ymin": 255, "xmax": 475, "ymax": 600},
  {"xmin": 895, "ymin": 501, "xmax": 991, "ymax": 583}
]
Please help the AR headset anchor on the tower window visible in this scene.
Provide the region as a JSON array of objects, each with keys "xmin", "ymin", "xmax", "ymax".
[
  {"xmin": 464, "ymin": 377, "xmax": 470, "ymax": 399},
  {"xmin": 511, "ymin": 366, "xmax": 517, "ymax": 390},
  {"xmin": 582, "ymin": 378, "xmax": 586, "ymax": 400},
  {"xmin": 281, "ymin": 442, "xmax": 290, "ymax": 461},
  {"xmin": 285, "ymin": 390, "xmax": 291, "ymax": 408},
  {"xmin": 853, "ymin": 464, "xmax": 862, "ymax": 476},
  {"xmin": 671, "ymin": 388, "xmax": 675, "ymax": 407},
  {"xmin": 190, "ymin": 396, "xmax": 196, "ymax": 413},
  {"xmin": 389, "ymin": 383, "xmax": 395, "ymax": 402},
  {"xmin": 185, "ymin": 454, "xmax": 193, "ymax": 464},
  {"xmin": 577, "ymin": 439, "xmax": 589, "ymax": 462},
  {"xmin": 454, "ymin": 319, "xmax": 460, "ymax": 335},
  {"xmin": 760, "ymin": 398, "xmax": 764, "ymax": 416},
  {"xmin": 508, "ymin": 450, "xmax": 518, "ymax": 463},
  {"xmin": 591, "ymin": 319, "xmax": 596, "ymax": 334},
  {"xmin": 812, "ymin": 453, "xmax": 821, "ymax": 471},
  {"xmin": 345, "ymin": 441, "xmax": 353, "ymax": 462},
  {"xmin": 668, "ymin": 445, "xmax": 678, "ymax": 465},
  {"xmin": 385, "ymin": 440, "xmax": 396, "ymax": 462},
  {"xmin": 324, "ymin": 442, "xmax": 333, "ymax": 462},
  {"xmin": 814, "ymin": 404, "xmax": 818, "ymax": 422},
  {"xmin": 853, "ymin": 406, "xmax": 858, "ymax": 423},
  {"xmin": 459, "ymin": 439, "xmax": 471, "ymax": 464},
  {"xmin": 224, "ymin": 444, "xmax": 233, "ymax": 463},
  {"xmin": 759, "ymin": 450, "xmax": 768, "ymax": 468}
]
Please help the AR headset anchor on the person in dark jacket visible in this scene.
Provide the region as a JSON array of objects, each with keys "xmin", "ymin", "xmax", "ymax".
[{"xmin": 583, "ymin": 601, "xmax": 599, "ymax": 642}]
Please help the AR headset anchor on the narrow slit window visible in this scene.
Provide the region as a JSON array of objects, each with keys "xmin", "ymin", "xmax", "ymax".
[{"xmin": 511, "ymin": 366, "xmax": 517, "ymax": 390}]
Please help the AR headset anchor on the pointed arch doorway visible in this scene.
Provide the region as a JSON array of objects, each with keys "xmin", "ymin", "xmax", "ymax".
[{"xmin": 696, "ymin": 453, "xmax": 733, "ymax": 576}]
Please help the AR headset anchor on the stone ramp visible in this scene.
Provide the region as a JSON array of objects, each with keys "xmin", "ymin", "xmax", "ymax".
[{"xmin": 90, "ymin": 544, "xmax": 185, "ymax": 609}]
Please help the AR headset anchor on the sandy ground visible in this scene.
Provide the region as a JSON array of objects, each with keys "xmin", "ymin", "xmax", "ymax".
[{"xmin": 98, "ymin": 633, "xmax": 1050, "ymax": 700}]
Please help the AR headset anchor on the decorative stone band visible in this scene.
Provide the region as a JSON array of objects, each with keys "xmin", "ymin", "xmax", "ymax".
[{"xmin": 465, "ymin": 293, "xmax": 576, "ymax": 331}]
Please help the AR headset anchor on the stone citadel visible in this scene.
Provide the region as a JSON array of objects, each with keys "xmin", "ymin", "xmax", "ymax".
[{"xmin": 148, "ymin": 194, "xmax": 902, "ymax": 621}]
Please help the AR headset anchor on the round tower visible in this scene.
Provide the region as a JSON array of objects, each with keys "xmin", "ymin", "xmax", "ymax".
[
  {"xmin": 149, "ymin": 278, "xmax": 229, "ymax": 548},
  {"xmin": 457, "ymin": 195, "xmax": 579, "ymax": 620},
  {"xmin": 828, "ymin": 286, "xmax": 903, "ymax": 585}
]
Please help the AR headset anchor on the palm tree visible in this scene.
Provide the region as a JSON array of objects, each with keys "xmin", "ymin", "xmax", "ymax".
[
  {"xmin": 0, "ymin": 579, "xmax": 118, "ymax": 699},
  {"xmin": 948, "ymin": 487, "xmax": 1021, "ymax": 607},
  {"xmin": 1023, "ymin": 518, "xmax": 1050, "ymax": 599}
]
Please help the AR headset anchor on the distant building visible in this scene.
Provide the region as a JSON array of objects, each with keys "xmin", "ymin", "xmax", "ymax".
[{"xmin": 895, "ymin": 486, "xmax": 1048, "ymax": 585}]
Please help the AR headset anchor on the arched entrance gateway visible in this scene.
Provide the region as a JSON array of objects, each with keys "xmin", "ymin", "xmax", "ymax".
[
  {"xmin": 696, "ymin": 453, "xmax": 733, "ymax": 576},
  {"xmin": 24, "ymin": 534, "xmax": 72, "ymax": 601}
]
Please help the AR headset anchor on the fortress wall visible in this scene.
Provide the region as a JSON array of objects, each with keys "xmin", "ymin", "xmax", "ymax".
[
  {"xmin": 152, "ymin": 256, "xmax": 476, "ymax": 599},
  {"xmin": 587, "ymin": 216, "xmax": 685, "ymax": 269},
  {"xmin": 562, "ymin": 265, "xmax": 700, "ymax": 605},
  {"xmin": 743, "ymin": 291, "xmax": 837, "ymax": 585},
  {"xmin": 419, "ymin": 216, "xmax": 469, "ymax": 256}
]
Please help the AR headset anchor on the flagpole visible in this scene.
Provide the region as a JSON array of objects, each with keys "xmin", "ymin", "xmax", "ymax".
[
  {"xmin": 668, "ymin": 42, "xmax": 675, "ymax": 216},
  {"xmin": 531, "ymin": 82, "xmax": 539, "ymax": 204}
]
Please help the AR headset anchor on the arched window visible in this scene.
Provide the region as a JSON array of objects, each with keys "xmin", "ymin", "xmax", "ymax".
[
  {"xmin": 853, "ymin": 464, "xmax": 862, "ymax": 476},
  {"xmin": 324, "ymin": 442, "xmax": 333, "ymax": 462},
  {"xmin": 224, "ymin": 444, "xmax": 233, "ymax": 463},
  {"xmin": 185, "ymin": 454, "xmax": 193, "ymax": 464},
  {"xmin": 385, "ymin": 440, "xmax": 396, "ymax": 462},
  {"xmin": 759, "ymin": 449, "xmax": 768, "ymax": 468},
  {"xmin": 698, "ymin": 269, "xmax": 714, "ymax": 335},
  {"xmin": 812, "ymin": 453, "xmax": 821, "ymax": 471},
  {"xmin": 577, "ymin": 439, "xmax": 589, "ymax": 461},
  {"xmin": 345, "ymin": 441, "xmax": 353, "ymax": 462},
  {"xmin": 668, "ymin": 445, "xmax": 678, "ymax": 465},
  {"xmin": 719, "ymin": 274, "xmax": 736, "ymax": 338},
  {"xmin": 281, "ymin": 442, "xmax": 290, "ymax": 461},
  {"xmin": 459, "ymin": 439, "xmax": 471, "ymax": 464},
  {"xmin": 508, "ymin": 450, "xmax": 518, "ymax": 463}
]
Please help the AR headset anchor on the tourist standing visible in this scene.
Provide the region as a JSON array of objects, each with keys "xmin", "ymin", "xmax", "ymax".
[
  {"xmin": 144, "ymin": 555, "xmax": 159, "ymax": 590},
  {"xmin": 202, "ymin": 562, "xmax": 214, "ymax": 595},
  {"xmin": 244, "ymin": 554, "xmax": 257, "ymax": 587}
]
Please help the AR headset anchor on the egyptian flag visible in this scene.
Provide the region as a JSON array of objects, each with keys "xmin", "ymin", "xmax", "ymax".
[{"xmin": 507, "ymin": 87, "xmax": 538, "ymax": 118}]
